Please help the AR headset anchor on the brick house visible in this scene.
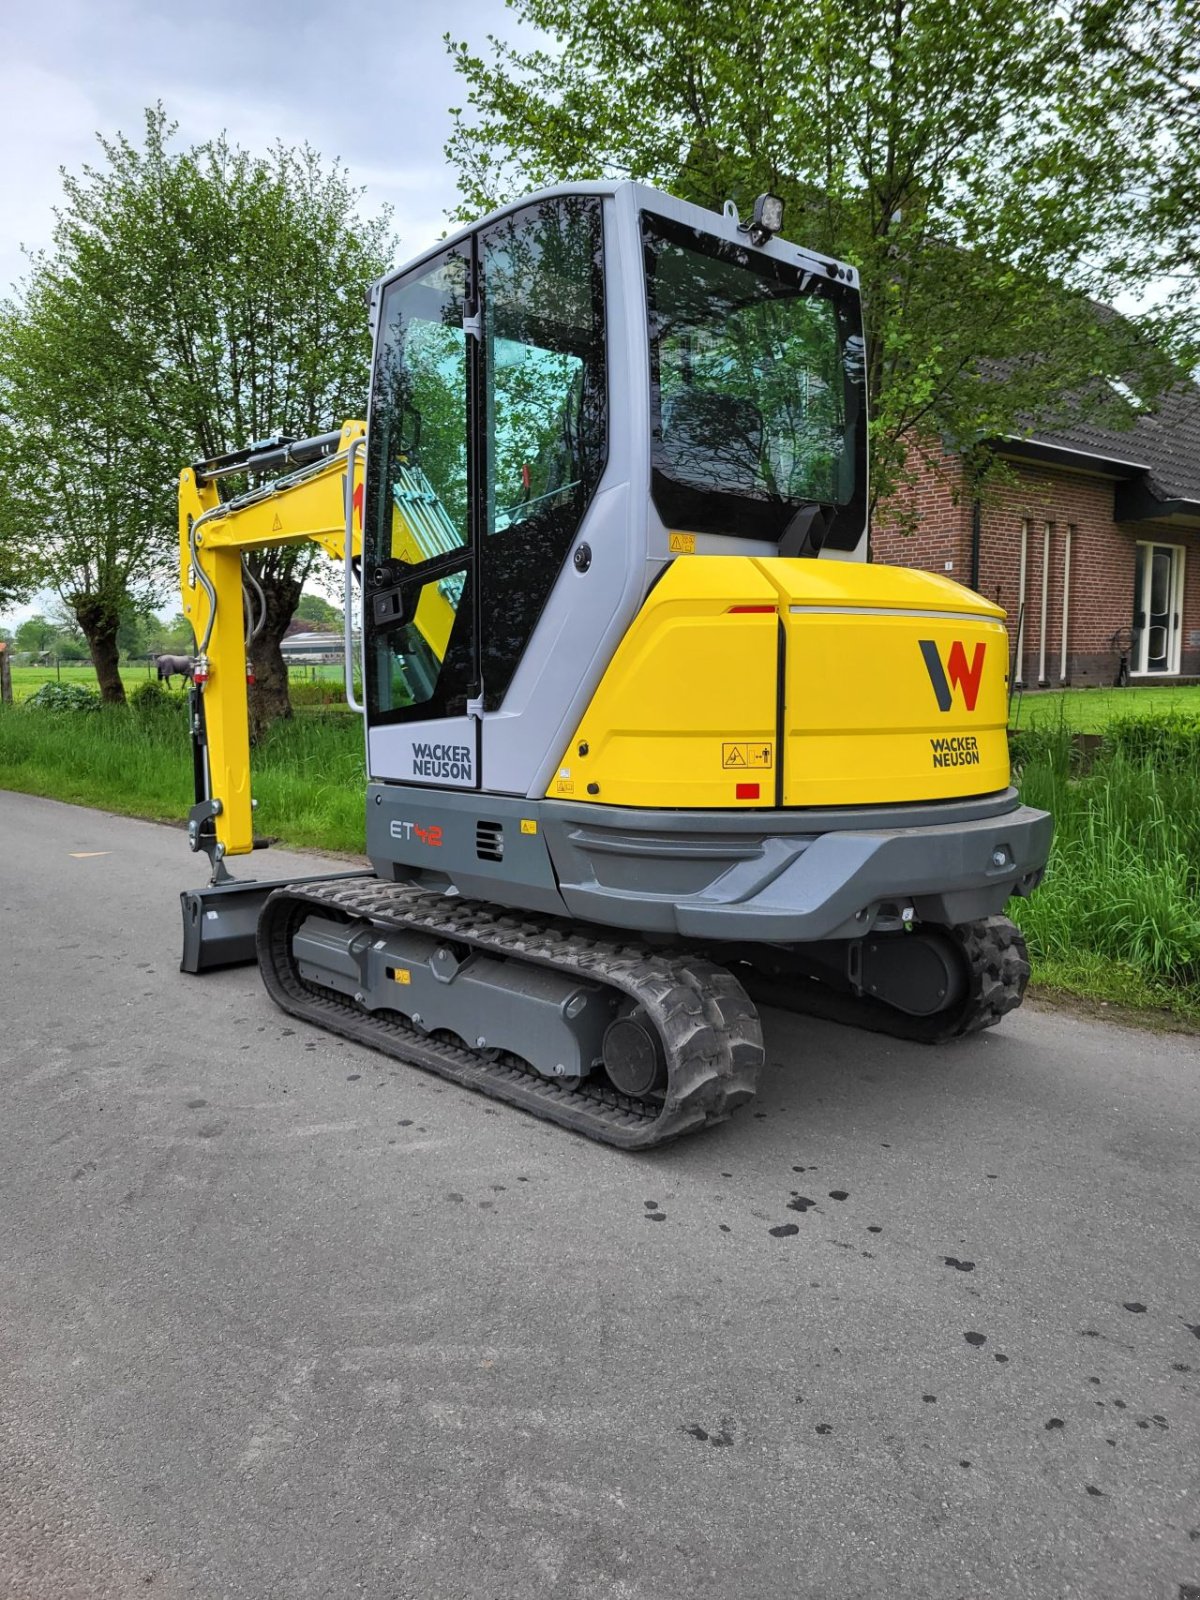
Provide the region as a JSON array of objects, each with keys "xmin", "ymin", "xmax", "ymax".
[{"xmin": 872, "ymin": 388, "xmax": 1200, "ymax": 686}]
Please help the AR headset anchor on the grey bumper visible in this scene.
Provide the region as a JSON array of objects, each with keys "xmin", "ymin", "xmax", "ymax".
[{"xmin": 545, "ymin": 802, "xmax": 1052, "ymax": 942}]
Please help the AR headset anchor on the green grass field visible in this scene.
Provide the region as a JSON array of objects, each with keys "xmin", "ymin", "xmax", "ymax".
[
  {"xmin": 0, "ymin": 698, "xmax": 365, "ymax": 852},
  {"xmin": 1009, "ymin": 683, "xmax": 1200, "ymax": 732},
  {"xmin": 10, "ymin": 660, "xmax": 1195, "ymax": 726},
  {"xmin": 6, "ymin": 663, "xmax": 123, "ymax": 702}
]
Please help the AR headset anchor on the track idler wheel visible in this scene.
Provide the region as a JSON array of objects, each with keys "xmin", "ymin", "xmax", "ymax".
[{"xmin": 602, "ymin": 1006, "xmax": 668, "ymax": 1098}]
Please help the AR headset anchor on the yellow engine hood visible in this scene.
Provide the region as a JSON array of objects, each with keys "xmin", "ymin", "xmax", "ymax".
[
  {"xmin": 757, "ymin": 560, "xmax": 1010, "ymax": 806},
  {"xmin": 552, "ymin": 557, "xmax": 1011, "ymax": 810}
]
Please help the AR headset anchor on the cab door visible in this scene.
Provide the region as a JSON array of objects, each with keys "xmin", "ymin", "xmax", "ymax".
[
  {"xmin": 474, "ymin": 196, "xmax": 607, "ymax": 739},
  {"xmin": 362, "ymin": 197, "xmax": 608, "ymax": 796},
  {"xmin": 363, "ymin": 241, "xmax": 481, "ymax": 789}
]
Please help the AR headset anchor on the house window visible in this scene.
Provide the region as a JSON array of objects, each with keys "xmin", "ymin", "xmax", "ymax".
[{"xmin": 1132, "ymin": 541, "xmax": 1186, "ymax": 676}]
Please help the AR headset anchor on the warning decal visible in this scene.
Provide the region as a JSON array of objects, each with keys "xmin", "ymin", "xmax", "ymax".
[
  {"xmin": 668, "ymin": 532, "xmax": 696, "ymax": 554},
  {"xmin": 722, "ymin": 742, "xmax": 773, "ymax": 769}
]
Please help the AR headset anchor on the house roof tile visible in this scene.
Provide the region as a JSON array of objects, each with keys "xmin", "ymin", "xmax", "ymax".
[{"xmin": 1025, "ymin": 380, "xmax": 1200, "ymax": 504}]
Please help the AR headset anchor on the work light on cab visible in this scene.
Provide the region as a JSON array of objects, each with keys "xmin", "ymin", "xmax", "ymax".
[{"xmin": 746, "ymin": 192, "xmax": 785, "ymax": 246}]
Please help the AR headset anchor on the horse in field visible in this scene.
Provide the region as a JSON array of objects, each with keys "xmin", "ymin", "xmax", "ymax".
[{"xmin": 154, "ymin": 653, "xmax": 194, "ymax": 686}]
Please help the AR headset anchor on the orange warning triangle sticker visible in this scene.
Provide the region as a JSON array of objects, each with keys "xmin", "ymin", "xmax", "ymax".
[
  {"xmin": 725, "ymin": 746, "xmax": 745, "ymax": 765},
  {"xmin": 272, "ymin": 512, "xmax": 283, "ymax": 531}
]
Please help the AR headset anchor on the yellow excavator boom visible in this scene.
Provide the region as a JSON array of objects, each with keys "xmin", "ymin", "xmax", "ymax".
[{"xmin": 178, "ymin": 421, "xmax": 366, "ymax": 863}]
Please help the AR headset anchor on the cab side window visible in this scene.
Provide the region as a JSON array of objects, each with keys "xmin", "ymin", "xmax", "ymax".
[
  {"xmin": 479, "ymin": 197, "xmax": 607, "ymax": 711},
  {"xmin": 365, "ymin": 248, "xmax": 474, "ymax": 722}
]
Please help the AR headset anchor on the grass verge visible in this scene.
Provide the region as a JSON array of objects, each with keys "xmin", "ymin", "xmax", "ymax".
[
  {"xmin": 1010, "ymin": 682, "xmax": 1200, "ymax": 732},
  {"xmin": 0, "ymin": 700, "xmax": 366, "ymax": 854},
  {"xmin": 6, "ymin": 662, "xmax": 351, "ymax": 705},
  {"xmin": 1010, "ymin": 726, "xmax": 1200, "ymax": 1027}
]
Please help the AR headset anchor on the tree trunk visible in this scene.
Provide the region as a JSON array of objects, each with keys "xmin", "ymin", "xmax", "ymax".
[
  {"xmin": 247, "ymin": 562, "xmax": 304, "ymax": 743},
  {"xmin": 75, "ymin": 597, "xmax": 126, "ymax": 705}
]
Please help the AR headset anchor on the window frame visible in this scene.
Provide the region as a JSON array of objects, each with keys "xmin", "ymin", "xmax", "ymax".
[
  {"xmin": 362, "ymin": 241, "xmax": 478, "ymax": 728},
  {"xmin": 361, "ymin": 199, "xmax": 610, "ymax": 728}
]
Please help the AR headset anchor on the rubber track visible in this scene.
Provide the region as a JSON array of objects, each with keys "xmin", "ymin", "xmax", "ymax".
[
  {"xmin": 257, "ymin": 878, "xmax": 763, "ymax": 1151},
  {"xmin": 744, "ymin": 916, "xmax": 1031, "ymax": 1045}
]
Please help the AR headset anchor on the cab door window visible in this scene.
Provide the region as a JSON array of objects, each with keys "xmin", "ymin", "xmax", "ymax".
[
  {"xmin": 364, "ymin": 246, "xmax": 475, "ymax": 723},
  {"xmin": 479, "ymin": 197, "xmax": 606, "ymax": 710}
]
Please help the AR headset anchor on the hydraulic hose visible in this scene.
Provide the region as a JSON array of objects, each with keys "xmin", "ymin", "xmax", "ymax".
[{"xmin": 189, "ymin": 506, "xmax": 223, "ymax": 658}]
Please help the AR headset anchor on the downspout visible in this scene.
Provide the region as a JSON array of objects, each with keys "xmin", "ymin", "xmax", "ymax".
[
  {"xmin": 1038, "ymin": 520, "xmax": 1051, "ymax": 687},
  {"xmin": 1059, "ymin": 523, "xmax": 1072, "ymax": 684},
  {"xmin": 1015, "ymin": 518, "xmax": 1028, "ymax": 687},
  {"xmin": 969, "ymin": 498, "xmax": 981, "ymax": 591}
]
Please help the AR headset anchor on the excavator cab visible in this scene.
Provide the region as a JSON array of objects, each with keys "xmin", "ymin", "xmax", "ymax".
[
  {"xmin": 359, "ymin": 186, "xmax": 869, "ymax": 800},
  {"xmin": 178, "ymin": 182, "xmax": 1052, "ymax": 1148}
]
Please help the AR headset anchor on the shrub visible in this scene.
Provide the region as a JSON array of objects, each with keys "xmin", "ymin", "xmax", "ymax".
[
  {"xmin": 1015, "ymin": 746, "xmax": 1200, "ymax": 986},
  {"xmin": 289, "ymin": 677, "xmax": 348, "ymax": 707},
  {"xmin": 1008, "ymin": 722, "xmax": 1075, "ymax": 777},
  {"xmin": 1105, "ymin": 711, "xmax": 1200, "ymax": 770},
  {"xmin": 22, "ymin": 681, "xmax": 101, "ymax": 713},
  {"xmin": 129, "ymin": 678, "xmax": 188, "ymax": 714}
]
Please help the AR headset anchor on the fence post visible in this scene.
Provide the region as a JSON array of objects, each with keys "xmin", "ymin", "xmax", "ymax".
[{"xmin": 0, "ymin": 643, "xmax": 11, "ymax": 705}]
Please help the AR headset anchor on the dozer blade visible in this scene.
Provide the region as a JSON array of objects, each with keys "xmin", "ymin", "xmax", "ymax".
[{"xmin": 180, "ymin": 871, "xmax": 374, "ymax": 973}]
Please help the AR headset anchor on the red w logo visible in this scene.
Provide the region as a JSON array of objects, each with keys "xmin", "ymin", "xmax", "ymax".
[{"xmin": 919, "ymin": 639, "xmax": 986, "ymax": 712}]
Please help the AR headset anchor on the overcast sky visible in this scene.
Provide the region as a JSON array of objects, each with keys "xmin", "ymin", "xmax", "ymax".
[
  {"xmin": 1, "ymin": 0, "xmax": 540, "ymax": 629},
  {"xmin": 0, "ymin": 0, "xmax": 538, "ymax": 299}
]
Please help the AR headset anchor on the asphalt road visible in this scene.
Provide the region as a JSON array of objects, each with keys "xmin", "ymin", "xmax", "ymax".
[{"xmin": 1, "ymin": 789, "xmax": 1198, "ymax": 1600}]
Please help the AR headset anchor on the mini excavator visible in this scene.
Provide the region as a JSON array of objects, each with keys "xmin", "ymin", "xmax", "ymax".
[{"xmin": 177, "ymin": 182, "xmax": 1052, "ymax": 1149}]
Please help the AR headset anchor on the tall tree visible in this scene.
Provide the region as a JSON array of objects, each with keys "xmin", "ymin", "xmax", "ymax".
[
  {"xmin": 0, "ymin": 272, "xmax": 174, "ymax": 697},
  {"xmin": 14, "ymin": 614, "xmax": 58, "ymax": 656},
  {"xmin": 0, "ymin": 472, "xmax": 35, "ymax": 612},
  {"xmin": 446, "ymin": 0, "xmax": 1177, "ymax": 508},
  {"xmin": 1073, "ymin": 0, "xmax": 1200, "ymax": 350},
  {"xmin": 145, "ymin": 611, "xmax": 198, "ymax": 657},
  {"xmin": 294, "ymin": 592, "xmax": 344, "ymax": 630},
  {"xmin": 0, "ymin": 107, "xmax": 393, "ymax": 714}
]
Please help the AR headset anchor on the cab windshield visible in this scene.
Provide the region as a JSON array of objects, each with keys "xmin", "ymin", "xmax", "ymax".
[{"xmin": 643, "ymin": 212, "xmax": 866, "ymax": 547}]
